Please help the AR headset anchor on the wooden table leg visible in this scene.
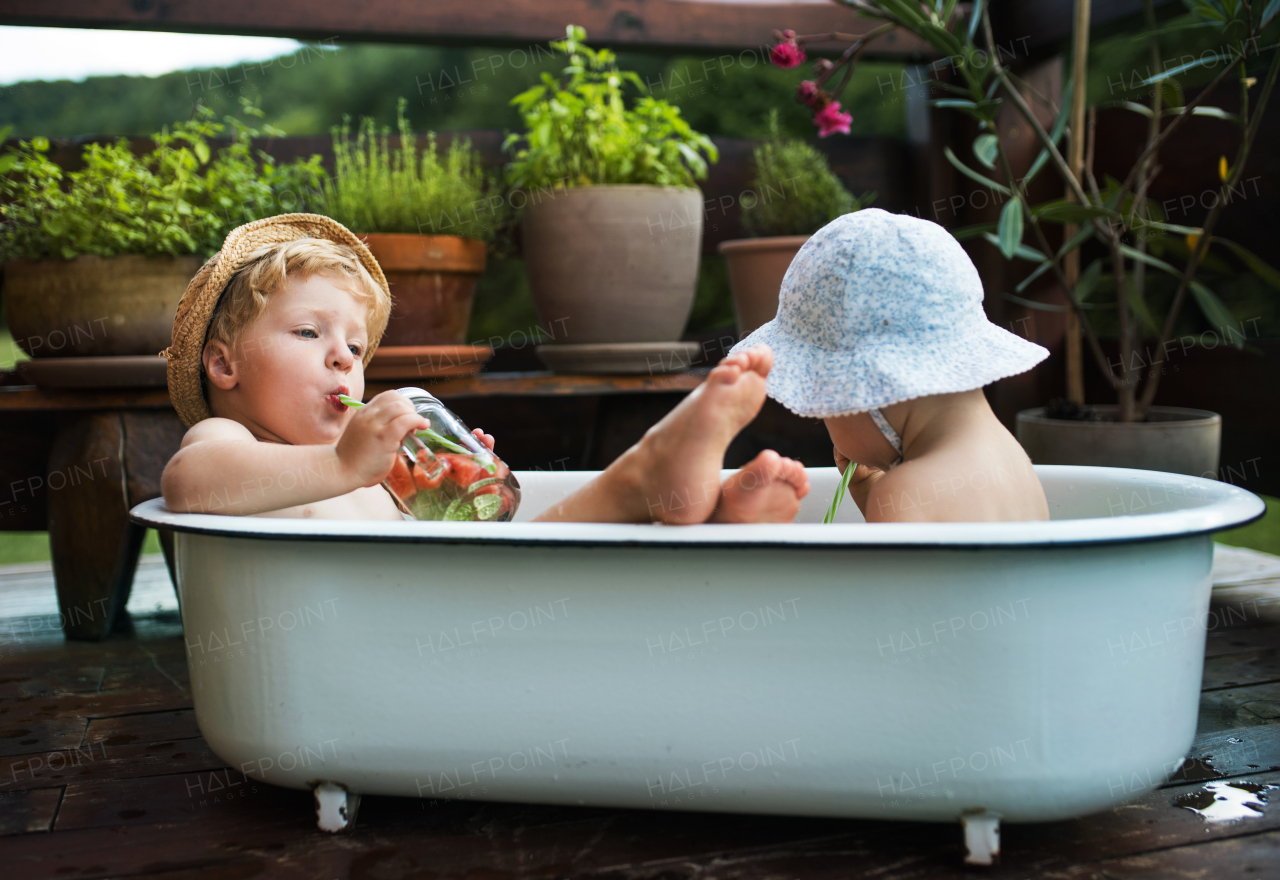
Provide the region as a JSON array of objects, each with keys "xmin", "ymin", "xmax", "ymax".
[
  {"xmin": 45, "ymin": 409, "xmax": 186, "ymax": 640},
  {"xmin": 122, "ymin": 411, "xmax": 186, "ymax": 603},
  {"xmin": 46, "ymin": 411, "xmax": 138, "ymax": 640}
]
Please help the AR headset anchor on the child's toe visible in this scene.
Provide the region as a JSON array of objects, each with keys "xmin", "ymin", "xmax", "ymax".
[{"xmin": 709, "ymin": 361, "xmax": 743, "ymax": 385}]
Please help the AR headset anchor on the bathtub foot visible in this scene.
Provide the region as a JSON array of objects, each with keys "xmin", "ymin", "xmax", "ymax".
[
  {"xmin": 961, "ymin": 810, "xmax": 1000, "ymax": 866},
  {"xmin": 314, "ymin": 782, "xmax": 360, "ymax": 833}
]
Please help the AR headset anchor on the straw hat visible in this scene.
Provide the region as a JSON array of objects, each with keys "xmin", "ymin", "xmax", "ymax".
[
  {"xmin": 731, "ymin": 208, "xmax": 1048, "ymax": 418},
  {"xmin": 160, "ymin": 213, "xmax": 390, "ymax": 428}
]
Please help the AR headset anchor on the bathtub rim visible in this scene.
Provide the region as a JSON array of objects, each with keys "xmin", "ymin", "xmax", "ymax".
[{"xmin": 130, "ymin": 465, "xmax": 1264, "ymax": 551}]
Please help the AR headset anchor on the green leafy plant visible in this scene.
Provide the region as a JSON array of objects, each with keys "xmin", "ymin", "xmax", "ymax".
[
  {"xmin": 200, "ymin": 104, "xmax": 326, "ymax": 245},
  {"xmin": 769, "ymin": 0, "xmax": 1280, "ymax": 421},
  {"xmin": 742, "ymin": 111, "xmax": 874, "ymax": 237},
  {"xmin": 320, "ymin": 97, "xmax": 504, "ymax": 242},
  {"xmin": 503, "ymin": 25, "xmax": 719, "ymax": 192},
  {"xmin": 0, "ymin": 100, "xmax": 323, "ymax": 262}
]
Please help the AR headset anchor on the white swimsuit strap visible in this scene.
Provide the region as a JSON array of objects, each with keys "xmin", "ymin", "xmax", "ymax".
[{"xmin": 869, "ymin": 408, "xmax": 904, "ymax": 459}]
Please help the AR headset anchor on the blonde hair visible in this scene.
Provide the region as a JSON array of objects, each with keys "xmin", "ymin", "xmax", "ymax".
[{"xmin": 205, "ymin": 237, "xmax": 390, "ymax": 357}]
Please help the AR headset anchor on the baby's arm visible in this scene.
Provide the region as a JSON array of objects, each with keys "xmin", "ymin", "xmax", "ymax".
[
  {"xmin": 161, "ymin": 392, "xmax": 427, "ymax": 515},
  {"xmin": 831, "ymin": 446, "xmax": 888, "ymax": 521}
]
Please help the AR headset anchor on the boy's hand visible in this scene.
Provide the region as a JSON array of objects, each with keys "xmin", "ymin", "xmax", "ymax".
[
  {"xmin": 336, "ymin": 391, "xmax": 429, "ymax": 487},
  {"xmin": 472, "ymin": 428, "xmax": 495, "ymax": 451}
]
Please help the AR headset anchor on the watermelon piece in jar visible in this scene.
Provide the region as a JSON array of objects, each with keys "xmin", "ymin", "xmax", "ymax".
[
  {"xmin": 414, "ymin": 449, "xmax": 449, "ymax": 490},
  {"xmin": 387, "ymin": 455, "xmax": 417, "ymax": 501},
  {"xmin": 440, "ymin": 453, "xmax": 486, "ymax": 488}
]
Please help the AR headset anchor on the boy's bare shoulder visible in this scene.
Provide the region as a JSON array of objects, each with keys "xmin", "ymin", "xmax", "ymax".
[{"xmin": 179, "ymin": 416, "xmax": 257, "ymax": 447}]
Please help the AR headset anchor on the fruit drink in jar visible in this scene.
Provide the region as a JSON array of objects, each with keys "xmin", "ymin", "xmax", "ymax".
[{"xmin": 340, "ymin": 388, "xmax": 521, "ymax": 521}]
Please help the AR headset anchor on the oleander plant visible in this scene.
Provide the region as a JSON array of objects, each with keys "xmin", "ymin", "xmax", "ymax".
[{"xmin": 767, "ymin": 0, "xmax": 1280, "ymax": 421}]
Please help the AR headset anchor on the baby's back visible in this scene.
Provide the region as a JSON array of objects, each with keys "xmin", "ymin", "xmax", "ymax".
[{"xmin": 865, "ymin": 414, "xmax": 1048, "ymax": 523}]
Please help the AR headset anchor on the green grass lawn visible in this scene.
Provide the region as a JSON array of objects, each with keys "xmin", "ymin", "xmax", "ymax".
[
  {"xmin": 1214, "ymin": 493, "xmax": 1280, "ymax": 555},
  {"xmin": 1, "ymin": 496, "xmax": 1276, "ymax": 566},
  {"xmin": 0, "ymin": 529, "xmax": 164, "ymax": 565},
  {"xmin": 1, "ymin": 323, "xmax": 31, "ymax": 371}
]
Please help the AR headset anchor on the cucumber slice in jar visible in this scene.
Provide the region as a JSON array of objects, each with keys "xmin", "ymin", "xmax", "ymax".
[{"xmin": 473, "ymin": 494, "xmax": 504, "ymax": 520}]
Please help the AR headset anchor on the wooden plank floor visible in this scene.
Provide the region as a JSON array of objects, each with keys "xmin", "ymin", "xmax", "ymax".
[{"xmin": 1, "ymin": 551, "xmax": 1279, "ymax": 878}]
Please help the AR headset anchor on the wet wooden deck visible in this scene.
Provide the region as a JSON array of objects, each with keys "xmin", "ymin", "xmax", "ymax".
[{"xmin": 2, "ymin": 551, "xmax": 1279, "ymax": 879}]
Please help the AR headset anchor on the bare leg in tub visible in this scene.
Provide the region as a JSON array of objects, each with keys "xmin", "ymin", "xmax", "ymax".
[{"xmin": 533, "ymin": 346, "xmax": 810, "ymax": 524}]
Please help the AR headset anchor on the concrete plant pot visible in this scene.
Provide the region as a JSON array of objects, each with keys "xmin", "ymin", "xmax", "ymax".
[
  {"xmin": 359, "ymin": 233, "xmax": 486, "ymax": 347},
  {"xmin": 1016, "ymin": 405, "xmax": 1222, "ymax": 478},
  {"xmin": 520, "ymin": 185, "xmax": 702, "ymax": 344},
  {"xmin": 4, "ymin": 254, "xmax": 202, "ymax": 357},
  {"xmin": 717, "ymin": 235, "xmax": 809, "ymax": 335}
]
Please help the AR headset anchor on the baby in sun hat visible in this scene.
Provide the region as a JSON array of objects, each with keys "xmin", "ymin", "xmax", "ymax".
[
  {"xmin": 159, "ymin": 213, "xmax": 809, "ymax": 523},
  {"xmin": 731, "ymin": 207, "xmax": 1051, "ymax": 523}
]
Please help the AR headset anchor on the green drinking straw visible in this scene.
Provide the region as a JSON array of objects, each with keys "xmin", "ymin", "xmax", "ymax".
[
  {"xmin": 336, "ymin": 393, "xmax": 471, "ymax": 455},
  {"xmin": 823, "ymin": 462, "xmax": 857, "ymax": 524}
]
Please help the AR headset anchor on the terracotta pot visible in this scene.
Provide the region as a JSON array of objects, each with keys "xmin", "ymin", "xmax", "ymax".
[
  {"xmin": 520, "ymin": 185, "xmax": 702, "ymax": 344},
  {"xmin": 3, "ymin": 254, "xmax": 201, "ymax": 357},
  {"xmin": 1016, "ymin": 405, "xmax": 1222, "ymax": 477},
  {"xmin": 359, "ymin": 233, "xmax": 486, "ymax": 347},
  {"xmin": 717, "ymin": 235, "xmax": 809, "ymax": 336}
]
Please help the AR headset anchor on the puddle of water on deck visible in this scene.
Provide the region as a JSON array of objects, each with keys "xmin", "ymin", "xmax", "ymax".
[
  {"xmin": 1174, "ymin": 780, "xmax": 1278, "ymax": 822},
  {"xmin": 1172, "ymin": 757, "xmax": 1222, "ymax": 782}
]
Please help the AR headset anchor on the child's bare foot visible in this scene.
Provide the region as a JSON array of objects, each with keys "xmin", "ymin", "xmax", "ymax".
[
  {"xmin": 632, "ymin": 346, "xmax": 774, "ymax": 524},
  {"xmin": 709, "ymin": 450, "xmax": 810, "ymax": 523}
]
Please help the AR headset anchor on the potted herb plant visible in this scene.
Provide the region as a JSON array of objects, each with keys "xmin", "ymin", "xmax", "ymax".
[
  {"xmin": 767, "ymin": 2, "xmax": 1280, "ymax": 476},
  {"xmin": 320, "ymin": 97, "xmax": 504, "ymax": 348},
  {"xmin": 504, "ymin": 25, "xmax": 719, "ymax": 372},
  {"xmin": 0, "ymin": 103, "xmax": 319, "ymax": 361},
  {"xmin": 718, "ymin": 112, "xmax": 874, "ymax": 335}
]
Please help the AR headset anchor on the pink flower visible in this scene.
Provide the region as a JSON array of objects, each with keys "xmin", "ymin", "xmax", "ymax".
[
  {"xmin": 814, "ymin": 101, "xmax": 852, "ymax": 137},
  {"xmin": 770, "ymin": 40, "xmax": 806, "ymax": 69},
  {"xmin": 797, "ymin": 80, "xmax": 819, "ymax": 106}
]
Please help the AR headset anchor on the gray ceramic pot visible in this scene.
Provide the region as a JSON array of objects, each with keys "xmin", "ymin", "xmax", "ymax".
[
  {"xmin": 520, "ymin": 185, "xmax": 702, "ymax": 344},
  {"xmin": 1015, "ymin": 405, "xmax": 1222, "ymax": 478}
]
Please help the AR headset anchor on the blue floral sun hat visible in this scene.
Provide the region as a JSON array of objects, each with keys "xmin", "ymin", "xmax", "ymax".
[{"xmin": 730, "ymin": 208, "xmax": 1049, "ymax": 419}]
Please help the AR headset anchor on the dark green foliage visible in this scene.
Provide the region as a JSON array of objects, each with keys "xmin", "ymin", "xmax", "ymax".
[
  {"xmin": 1085, "ymin": 8, "xmax": 1280, "ymax": 107},
  {"xmin": 0, "ymin": 41, "xmax": 908, "ymax": 141},
  {"xmin": 465, "ymin": 257, "xmax": 540, "ymax": 344},
  {"xmin": 0, "ymin": 42, "xmax": 647, "ymax": 139},
  {"xmin": 740, "ymin": 113, "xmax": 874, "ymax": 238},
  {"xmin": 0, "ymin": 102, "xmax": 322, "ymax": 261},
  {"xmin": 686, "ymin": 255, "xmax": 737, "ymax": 333}
]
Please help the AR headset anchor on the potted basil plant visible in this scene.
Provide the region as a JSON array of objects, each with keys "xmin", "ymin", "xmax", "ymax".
[{"xmin": 504, "ymin": 25, "xmax": 719, "ymax": 373}]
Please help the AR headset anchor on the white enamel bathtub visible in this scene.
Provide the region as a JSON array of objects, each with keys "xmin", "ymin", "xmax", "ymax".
[{"xmin": 130, "ymin": 466, "xmax": 1263, "ymax": 856}]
